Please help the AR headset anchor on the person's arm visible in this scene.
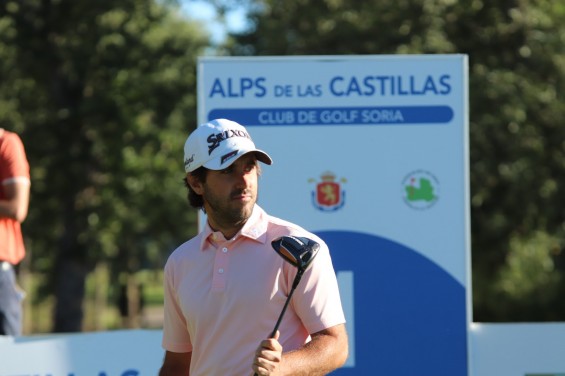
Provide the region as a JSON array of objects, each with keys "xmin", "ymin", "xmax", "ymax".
[
  {"xmin": 0, "ymin": 180, "xmax": 30, "ymax": 222},
  {"xmin": 253, "ymin": 323, "xmax": 348, "ymax": 376},
  {"xmin": 159, "ymin": 350, "xmax": 192, "ymax": 376}
]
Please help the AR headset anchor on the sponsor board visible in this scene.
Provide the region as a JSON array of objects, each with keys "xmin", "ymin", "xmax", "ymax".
[{"xmin": 198, "ymin": 55, "xmax": 470, "ymax": 375}]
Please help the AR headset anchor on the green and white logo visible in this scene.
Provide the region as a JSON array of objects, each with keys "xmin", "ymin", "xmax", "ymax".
[{"xmin": 402, "ymin": 170, "xmax": 440, "ymax": 210}]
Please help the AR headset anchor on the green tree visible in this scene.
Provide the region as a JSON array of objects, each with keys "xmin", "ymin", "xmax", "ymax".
[
  {"xmin": 0, "ymin": 0, "xmax": 208, "ymax": 331},
  {"xmin": 224, "ymin": 0, "xmax": 565, "ymax": 321}
]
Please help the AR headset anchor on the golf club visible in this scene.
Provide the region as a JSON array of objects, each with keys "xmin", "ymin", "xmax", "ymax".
[
  {"xmin": 253, "ymin": 235, "xmax": 319, "ymax": 375},
  {"xmin": 268, "ymin": 235, "xmax": 319, "ymax": 337}
]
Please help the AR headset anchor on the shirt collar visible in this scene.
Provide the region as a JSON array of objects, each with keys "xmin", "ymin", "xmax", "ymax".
[{"xmin": 199, "ymin": 204, "xmax": 268, "ymax": 250}]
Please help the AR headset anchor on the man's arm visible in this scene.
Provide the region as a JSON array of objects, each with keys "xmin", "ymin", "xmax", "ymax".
[
  {"xmin": 253, "ymin": 323, "xmax": 348, "ymax": 376},
  {"xmin": 0, "ymin": 180, "xmax": 30, "ymax": 222},
  {"xmin": 159, "ymin": 350, "xmax": 192, "ymax": 376}
]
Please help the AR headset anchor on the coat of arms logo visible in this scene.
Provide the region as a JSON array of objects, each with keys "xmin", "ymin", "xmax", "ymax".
[{"xmin": 308, "ymin": 171, "xmax": 347, "ymax": 212}]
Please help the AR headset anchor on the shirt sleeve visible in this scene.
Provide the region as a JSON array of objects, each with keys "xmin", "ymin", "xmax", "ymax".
[
  {"xmin": 162, "ymin": 256, "xmax": 193, "ymax": 353},
  {"xmin": 0, "ymin": 132, "xmax": 30, "ymax": 185},
  {"xmin": 291, "ymin": 237, "xmax": 346, "ymax": 334}
]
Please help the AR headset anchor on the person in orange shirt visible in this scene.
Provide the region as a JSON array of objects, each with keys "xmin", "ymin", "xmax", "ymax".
[{"xmin": 0, "ymin": 129, "xmax": 30, "ymax": 336}]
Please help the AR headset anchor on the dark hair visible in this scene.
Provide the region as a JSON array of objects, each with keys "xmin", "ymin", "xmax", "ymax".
[
  {"xmin": 184, "ymin": 167, "xmax": 208, "ymax": 209},
  {"xmin": 183, "ymin": 156, "xmax": 263, "ymax": 210}
]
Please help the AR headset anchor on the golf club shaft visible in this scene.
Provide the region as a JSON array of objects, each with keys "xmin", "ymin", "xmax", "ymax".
[
  {"xmin": 270, "ymin": 269, "xmax": 304, "ymax": 337},
  {"xmin": 270, "ymin": 286, "xmax": 296, "ymax": 338}
]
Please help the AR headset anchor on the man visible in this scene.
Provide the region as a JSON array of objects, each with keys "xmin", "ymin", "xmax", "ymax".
[
  {"xmin": 0, "ymin": 128, "xmax": 30, "ymax": 336},
  {"xmin": 160, "ymin": 119, "xmax": 348, "ymax": 375}
]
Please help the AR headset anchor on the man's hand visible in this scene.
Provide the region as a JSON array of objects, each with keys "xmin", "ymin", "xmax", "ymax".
[{"xmin": 253, "ymin": 330, "xmax": 283, "ymax": 375}]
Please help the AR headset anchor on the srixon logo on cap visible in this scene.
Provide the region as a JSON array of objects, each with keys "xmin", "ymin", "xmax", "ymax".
[
  {"xmin": 184, "ymin": 154, "xmax": 194, "ymax": 168},
  {"xmin": 207, "ymin": 129, "xmax": 251, "ymax": 155}
]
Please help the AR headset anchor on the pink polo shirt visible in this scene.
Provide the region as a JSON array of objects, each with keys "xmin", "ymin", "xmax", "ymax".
[{"xmin": 162, "ymin": 205, "xmax": 345, "ymax": 376}]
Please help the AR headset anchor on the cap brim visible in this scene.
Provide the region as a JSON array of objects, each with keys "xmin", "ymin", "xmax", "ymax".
[{"xmin": 253, "ymin": 150, "xmax": 273, "ymax": 166}]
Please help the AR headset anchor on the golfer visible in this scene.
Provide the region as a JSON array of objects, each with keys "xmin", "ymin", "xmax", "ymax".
[{"xmin": 159, "ymin": 119, "xmax": 348, "ymax": 375}]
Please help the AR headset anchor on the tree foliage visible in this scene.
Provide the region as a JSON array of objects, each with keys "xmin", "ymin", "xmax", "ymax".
[
  {"xmin": 0, "ymin": 0, "xmax": 207, "ymax": 331},
  {"xmin": 1, "ymin": 0, "xmax": 564, "ymax": 330},
  {"xmin": 225, "ymin": 0, "xmax": 565, "ymax": 321}
]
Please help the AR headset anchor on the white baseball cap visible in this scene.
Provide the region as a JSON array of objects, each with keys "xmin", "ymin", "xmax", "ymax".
[{"xmin": 183, "ymin": 118, "xmax": 273, "ymax": 173}]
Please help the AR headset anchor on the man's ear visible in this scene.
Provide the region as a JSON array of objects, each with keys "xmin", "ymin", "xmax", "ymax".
[{"xmin": 186, "ymin": 174, "xmax": 204, "ymax": 195}]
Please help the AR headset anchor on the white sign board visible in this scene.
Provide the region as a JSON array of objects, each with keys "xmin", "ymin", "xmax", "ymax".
[
  {"xmin": 470, "ymin": 323, "xmax": 565, "ymax": 376},
  {"xmin": 198, "ymin": 55, "xmax": 470, "ymax": 375},
  {"xmin": 0, "ymin": 330, "xmax": 162, "ymax": 375}
]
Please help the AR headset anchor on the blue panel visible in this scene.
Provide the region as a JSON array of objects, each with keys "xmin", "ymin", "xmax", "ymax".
[
  {"xmin": 318, "ymin": 230, "xmax": 468, "ymax": 376},
  {"xmin": 208, "ymin": 106, "xmax": 454, "ymax": 126}
]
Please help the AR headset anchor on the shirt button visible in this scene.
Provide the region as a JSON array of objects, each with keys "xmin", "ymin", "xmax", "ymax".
[
  {"xmin": 222, "ymin": 247, "xmax": 228, "ymax": 253},
  {"xmin": 218, "ymin": 268, "xmax": 224, "ymax": 274}
]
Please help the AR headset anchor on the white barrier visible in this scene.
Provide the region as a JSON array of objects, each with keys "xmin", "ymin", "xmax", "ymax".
[
  {"xmin": 0, "ymin": 330, "xmax": 163, "ymax": 375},
  {"xmin": 1, "ymin": 324, "xmax": 564, "ymax": 375},
  {"xmin": 470, "ymin": 323, "xmax": 565, "ymax": 376}
]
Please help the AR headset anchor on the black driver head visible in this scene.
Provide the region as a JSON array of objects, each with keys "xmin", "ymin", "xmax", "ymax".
[{"xmin": 271, "ymin": 235, "xmax": 320, "ymax": 272}]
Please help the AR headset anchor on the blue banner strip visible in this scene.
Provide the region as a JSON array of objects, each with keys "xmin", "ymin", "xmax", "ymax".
[{"xmin": 208, "ymin": 106, "xmax": 453, "ymax": 126}]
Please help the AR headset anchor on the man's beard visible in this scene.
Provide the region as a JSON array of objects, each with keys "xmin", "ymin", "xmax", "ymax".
[{"xmin": 204, "ymin": 188, "xmax": 257, "ymax": 228}]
